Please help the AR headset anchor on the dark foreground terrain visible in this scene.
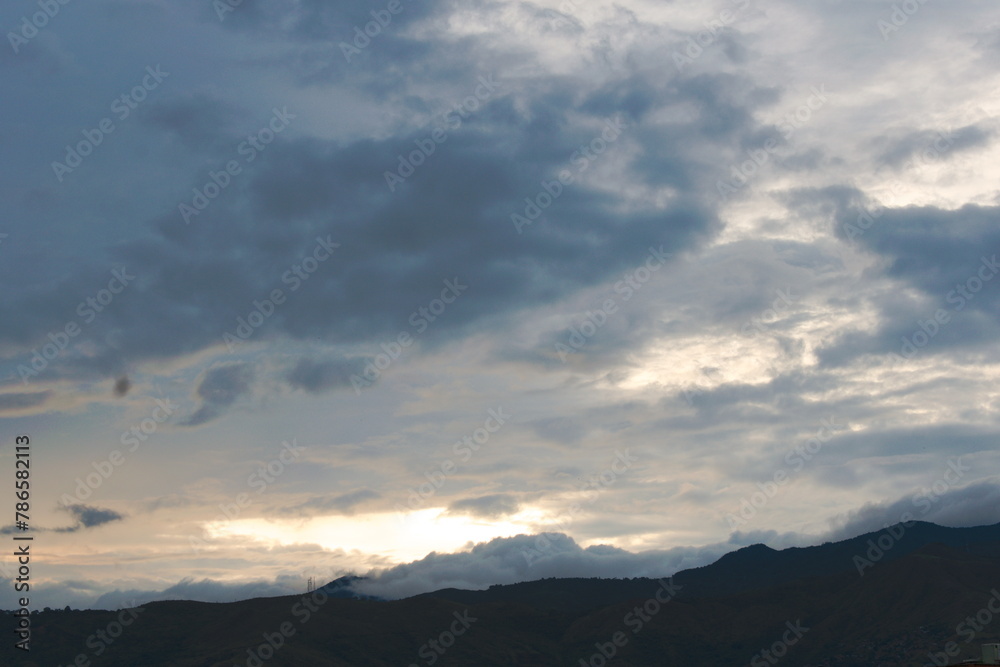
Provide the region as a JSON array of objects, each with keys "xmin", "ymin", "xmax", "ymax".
[{"xmin": 5, "ymin": 521, "xmax": 1000, "ymax": 666}]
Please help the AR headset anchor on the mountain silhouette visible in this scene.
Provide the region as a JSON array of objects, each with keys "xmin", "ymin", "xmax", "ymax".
[{"xmin": 6, "ymin": 521, "xmax": 1000, "ymax": 666}]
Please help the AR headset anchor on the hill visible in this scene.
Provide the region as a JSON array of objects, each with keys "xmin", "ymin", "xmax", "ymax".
[{"xmin": 5, "ymin": 522, "xmax": 1000, "ymax": 666}]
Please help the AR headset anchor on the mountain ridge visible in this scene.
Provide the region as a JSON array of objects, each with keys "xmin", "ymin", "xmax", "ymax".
[{"xmin": 6, "ymin": 521, "xmax": 1000, "ymax": 666}]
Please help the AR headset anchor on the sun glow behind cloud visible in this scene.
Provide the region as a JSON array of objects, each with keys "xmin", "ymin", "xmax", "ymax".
[{"xmin": 204, "ymin": 510, "xmax": 538, "ymax": 564}]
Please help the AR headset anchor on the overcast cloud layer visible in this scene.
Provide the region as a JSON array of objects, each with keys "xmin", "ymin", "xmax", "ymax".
[{"xmin": 2, "ymin": 0, "xmax": 999, "ymax": 610}]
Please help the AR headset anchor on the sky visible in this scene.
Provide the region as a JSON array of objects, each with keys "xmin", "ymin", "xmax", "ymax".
[{"xmin": 1, "ymin": 0, "xmax": 1000, "ymax": 610}]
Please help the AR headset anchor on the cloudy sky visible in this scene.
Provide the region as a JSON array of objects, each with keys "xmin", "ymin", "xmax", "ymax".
[{"xmin": 2, "ymin": 0, "xmax": 1000, "ymax": 610}]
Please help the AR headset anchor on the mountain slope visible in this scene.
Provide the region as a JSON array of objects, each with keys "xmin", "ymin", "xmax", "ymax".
[{"xmin": 6, "ymin": 523, "xmax": 1000, "ymax": 666}]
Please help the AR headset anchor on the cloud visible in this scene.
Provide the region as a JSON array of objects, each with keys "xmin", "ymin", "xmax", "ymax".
[
  {"xmin": 530, "ymin": 417, "xmax": 589, "ymax": 446},
  {"xmin": 778, "ymin": 188, "xmax": 1000, "ymax": 366},
  {"xmin": 823, "ymin": 478, "xmax": 1000, "ymax": 542},
  {"xmin": 0, "ymin": 503, "xmax": 125, "ymax": 535},
  {"xmin": 348, "ymin": 532, "xmax": 737, "ymax": 600},
  {"xmin": 144, "ymin": 92, "xmax": 246, "ymax": 150},
  {"xmin": 350, "ymin": 482, "xmax": 1000, "ymax": 600},
  {"xmin": 182, "ymin": 363, "xmax": 256, "ymax": 426},
  {"xmin": 285, "ymin": 356, "xmax": 369, "ymax": 394},
  {"xmin": 62, "ymin": 504, "xmax": 127, "ymax": 530},
  {"xmin": 0, "ymin": 391, "xmax": 51, "ymax": 412},
  {"xmin": 874, "ymin": 123, "xmax": 994, "ymax": 169},
  {"xmin": 291, "ymin": 489, "xmax": 381, "ymax": 516},
  {"xmin": 0, "ymin": 10, "xmax": 780, "ymax": 387},
  {"xmin": 446, "ymin": 494, "xmax": 521, "ymax": 519}
]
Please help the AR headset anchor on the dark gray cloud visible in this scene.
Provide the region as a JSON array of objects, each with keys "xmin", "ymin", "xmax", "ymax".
[
  {"xmin": 843, "ymin": 203, "xmax": 1000, "ymax": 298},
  {"xmin": 62, "ymin": 504, "xmax": 126, "ymax": 530},
  {"xmin": 182, "ymin": 363, "xmax": 256, "ymax": 426},
  {"xmin": 0, "ymin": 46, "xmax": 777, "ymax": 385},
  {"xmin": 0, "ymin": 503, "xmax": 125, "ymax": 535},
  {"xmin": 874, "ymin": 123, "xmax": 994, "ymax": 169},
  {"xmin": 824, "ymin": 479, "xmax": 1000, "ymax": 542},
  {"xmin": 145, "ymin": 92, "xmax": 247, "ymax": 150},
  {"xmin": 0, "ymin": 391, "xmax": 51, "ymax": 411},
  {"xmin": 777, "ymin": 188, "xmax": 1000, "ymax": 366},
  {"xmin": 807, "ymin": 187, "xmax": 1000, "ymax": 300},
  {"xmin": 212, "ymin": 0, "xmax": 446, "ymax": 41},
  {"xmin": 530, "ymin": 417, "xmax": 589, "ymax": 447},
  {"xmin": 286, "ymin": 356, "xmax": 369, "ymax": 394},
  {"xmin": 290, "ymin": 489, "xmax": 381, "ymax": 516},
  {"xmin": 209, "ymin": 0, "xmax": 454, "ymax": 91},
  {"xmin": 664, "ymin": 382, "xmax": 996, "ymax": 486},
  {"xmin": 446, "ymin": 494, "xmax": 520, "ymax": 519}
]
